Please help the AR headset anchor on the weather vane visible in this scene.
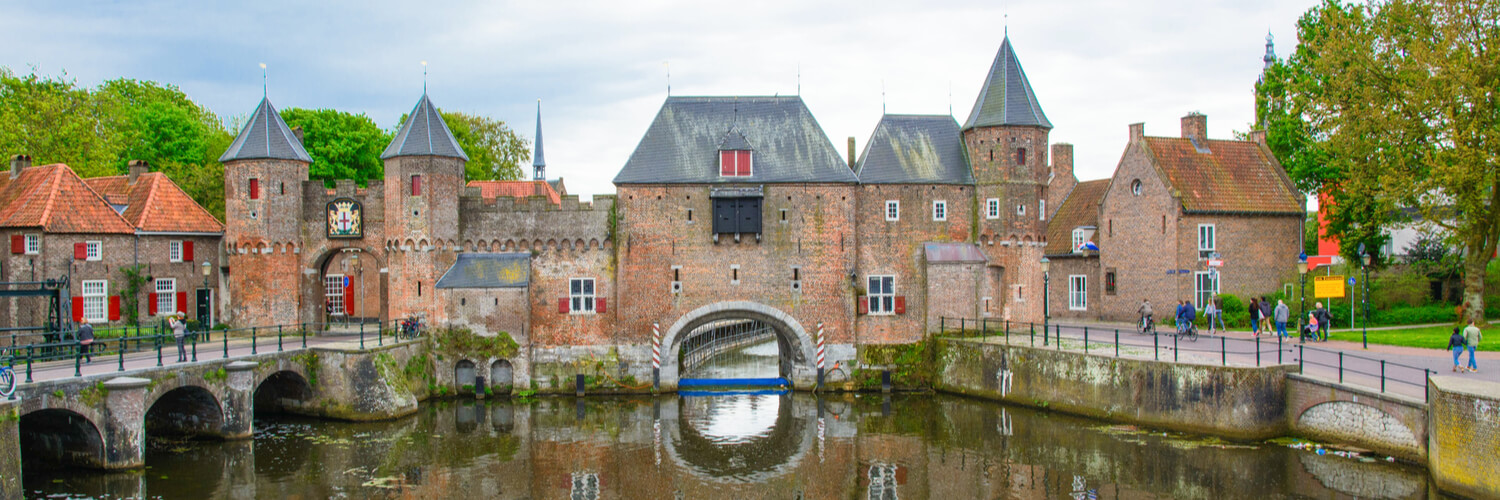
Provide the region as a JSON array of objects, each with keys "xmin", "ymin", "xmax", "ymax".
[
  {"xmin": 421, "ymin": 61, "xmax": 428, "ymax": 93},
  {"xmin": 259, "ymin": 63, "xmax": 267, "ymax": 97}
]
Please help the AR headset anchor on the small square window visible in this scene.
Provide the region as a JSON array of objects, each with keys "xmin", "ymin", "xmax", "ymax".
[
  {"xmin": 1016, "ymin": 204, "xmax": 1026, "ymax": 216},
  {"xmin": 24, "ymin": 234, "xmax": 39, "ymax": 255},
  {"xmin": 85, "ymin": 241, "xmax": 101, "ymax": 261},
  {"xmin": 932, "ymin": 200, "xmax": 947, "ymax": 221},
  {"xmin": 570, "ymin": 278, "xmax": 596, "ymax": 314},
  {"xmin": 985, "ymin": 198, "xmax": 1000, "ymax": 219},
  {"xmin": 719, "ymin": 150, "xmax": 753, "ymax": 177},
  {"xmin": 884, "ymin": 200, "xmax": 899, "ymax": 221},
  {"xmin": 169, "ymin": 241, "xmax": 183, "ymax": 262},
  {"xmin": 82, "ymin": 280, "xmax": 108, "ymax": 322},
  {"xmin": 867, "ymin": 275, "xmax": 895, "ymax": 315}
]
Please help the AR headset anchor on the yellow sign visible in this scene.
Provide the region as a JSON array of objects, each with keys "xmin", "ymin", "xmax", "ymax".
[{"xmin": 1314, "ymin": 275, "xmax": 1346, "ymax": 299}]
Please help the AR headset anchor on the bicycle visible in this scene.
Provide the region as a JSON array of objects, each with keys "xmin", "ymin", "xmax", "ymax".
[
  {"xmin": 0, "ymin": 348, "xmax": 15, "ymax": 398},
  {"xmin": 1176, "ymin": 322, "xmax": 1199, "ymax": 342},
  {"xmin": 1139, "ymin": 315, "xmax": 1155, "ymax": 336}
]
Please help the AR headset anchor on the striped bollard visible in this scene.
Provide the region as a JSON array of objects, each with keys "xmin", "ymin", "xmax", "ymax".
[
  {"xmin": 816, "ymin": 323, "xmax": 826, "ymax": 388},
  {"xmin": 651, "ymin": 322, "xmax": 661, "ymax": 390}
]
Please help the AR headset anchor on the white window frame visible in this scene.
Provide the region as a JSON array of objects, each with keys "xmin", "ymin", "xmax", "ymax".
[
  {"xmin": 1069, "ymin": 275, "xmax": 1087, "ymax": 311},
  {"xmin": 932, "ymin": 200, "xmax": 947, "ymax": 221},
  {"xmin": 986, "ymin": 198, "xmax": 1000, "ymax": 219},
  {"xmin": 1198, "ymin": 224, "xmax": 1216, "ymax": 259},
  {"xmin": 169, "ymin": 241, "xmax": 183, "ymax": 263},
  {"xmin": 867, "ymin": 275, "xmax": 895, "ymax": 315},
  {"xmin": 85, "ymin": 241, "xmax": 101, "ymax": 261},
  {"xmin": 324, "ymin": 275, "xmax": 346, "ymax": 316},
  {"xmin": 570, "ymin": 277, "xmax": 596, "ymax": 314},
  {"xmin": 23, "ymin": 234, "xmax": 39, "ymax": 255},
  {"xmin": 1039, "ymin": 199, "xmax": 1046, "ymax": 221},
  {"xmin": 1016, "ymin": 203, "xmax": 1026, "ymax": 216},
  {"xmin": 884, "ymin": 200, "xmax": 899, "ymax": 221},
  {"xmin": 1194, "ymin": 271, "xmax": 1220, "ymax": 309},
  {"xmin": 1071, "ymin": 229, "xmax": 1085, "ymax": 252},
  {"xmin": 154, "ymin": 278, "xmax": 176, "ymax": 315},
  {"xmin": 81, "ymin": 280, "xmax": 108, "ymax": 323}
]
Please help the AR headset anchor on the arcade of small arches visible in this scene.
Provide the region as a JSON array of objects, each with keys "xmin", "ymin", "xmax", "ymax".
[{"xmin": 382, "ymin": 238, "xmax": 612, "ymax": 253}]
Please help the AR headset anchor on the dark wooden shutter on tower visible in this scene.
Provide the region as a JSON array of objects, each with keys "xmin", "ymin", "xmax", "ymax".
[
  {"xmin": 176, "ymin": 292, "xmax": 187, "ymax": 314},
  {"xmin": 737, "ymin": 198, "xmax": 762, "ymax": 233},
  {"xmin": 596, "ymin": 298, "xmax": 606, "ymax": 314},
  {"xmin": 249, "ymin": 178, "xmax": 259, "ymax": 199},
  {"xmin": 713, "ymin": 199, "xmax": 736, "ymax": 233}
]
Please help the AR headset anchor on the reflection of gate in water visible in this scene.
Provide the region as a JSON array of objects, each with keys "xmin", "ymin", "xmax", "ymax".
[{"xmin": 679, "ymin": 319, "xmax": 781, "ymax": 382}]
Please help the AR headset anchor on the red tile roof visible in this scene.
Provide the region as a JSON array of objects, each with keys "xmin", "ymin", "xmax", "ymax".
[
  {"xmin": 467, "ymin": 180, "xmax": 561, "ymax": 205},
  {"xmin": 86, "ymin": 173, "xmax": 224, "ymax": 233},
  {"xmin": 1142, "ymin": 137, "xmax": 1303, "ymax": 215},
  {"xmin": 0, "ymin": 164, "xmax": 136, "ymax": 234},
  {"xmin": 1045, "ymin": 179, "xmax": 1109, "ymax": 255}
]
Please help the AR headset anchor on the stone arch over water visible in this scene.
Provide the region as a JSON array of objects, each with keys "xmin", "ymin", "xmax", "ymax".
[{"xmin": 658, "ymin": 301, "xmax": 817, "ymax": 389}]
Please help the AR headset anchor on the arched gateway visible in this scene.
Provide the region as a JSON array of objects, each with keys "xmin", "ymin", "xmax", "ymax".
[{"xmin": 657, "ymin": 301, "xmax": 818, "ymax": 390}]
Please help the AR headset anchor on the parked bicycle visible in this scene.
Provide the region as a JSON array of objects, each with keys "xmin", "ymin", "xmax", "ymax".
[
  {"xmin": 400, "ymin": 317, "xmax": 423, "ymax": 340},
  {"xmin": 0, "ymin": 348, "xmax": 15, "ymax": 398}
]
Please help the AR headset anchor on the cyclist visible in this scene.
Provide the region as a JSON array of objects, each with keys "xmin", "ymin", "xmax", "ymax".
[
  {"xmin": 1137, "ymin": 299, "xmax": 1154, "ymax": 333},
  {"xmin": 1178, "ymin": 300, "xmax": 1197, "ymax": 337}
]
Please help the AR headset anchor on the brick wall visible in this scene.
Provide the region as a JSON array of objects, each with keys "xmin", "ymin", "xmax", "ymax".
[
  {"xmin": 924, "ymin": 262, "xmax": 983, "ymax": 332},
  {"xmin": 855, "ymin": 184, "xmax": 973, "ymax": 343},
  {"xmin": 1428, "ymin": 376, "xmax": 1500, "ymax": 499},
  {"xmin": 443, "ymin": 288, "xmax": 528, "ymax": 340},
  {"xmin": 1097, "ymin": 139, "xmax": 1184, "ymax": 321},
  {"xmin": 1043, "ymin": 255, "xmax": 1101, "ymax": 321},
  {"xmin": 963, "ymin": 125, "xmax": 1050, "ymax": 239}
]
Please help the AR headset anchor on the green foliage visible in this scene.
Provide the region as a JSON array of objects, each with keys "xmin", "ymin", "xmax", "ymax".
[
  {"xmin": 202, "ymin": 367, "xmax": 227, "ymax": 383},
  {"xmin": 403, "ymin": 353, "xmax": 433, "ymax": 395},
  {"xmin": 1217, "ymin": 294, "xmax": 1249, "ymax": 328},
  {"xmin": 294, "ymin": 352, "xmax": 320, "ymax": 387},
  {"xmin": 78, "ymin": 382, "xmax": 108, "ymax": 407},
  {"xmin": 1373, "ymin": 270, "xmax": 1431, "ymax": 309},
  {"xmin": 280, "ymin": 108, "xmax": 390, "ymax": 185},
  {"xmin": 854, "ymin": 339, "xmax": 934, "ymax": 389},
  {"xmin": 428, "ymin": 328, "xmax": 518, "ymax": 360},
  {"xmin": 442, "ymin": 111, "xmax": 528, "ymax": 181},
  {"xmin": 0, "ymin": 68, "xmax": 124, "ymax": 177}
]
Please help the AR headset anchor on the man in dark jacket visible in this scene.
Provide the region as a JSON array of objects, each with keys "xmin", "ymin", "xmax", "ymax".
[
  {"xmin": 77, "ymin": 319, "xmax": 95, "ymax": 363},
  {"xmin": 1259, "ymin": 297, "xmax": 1274, "ymax": 335},
  {"xmin": 1313, "ymin": 303, "xmax": 1333, "ymax": 342}
]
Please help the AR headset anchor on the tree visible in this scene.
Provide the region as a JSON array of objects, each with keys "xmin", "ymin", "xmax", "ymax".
[
  {"xmin": 280, "ymin": 108, "xmax": 390, "ymax": 184},
  {"xmin": 0, "ymin": 68, "xmax": 123, "ymax": 175},
  {"xmin": 96, "ymin": 78, "xmax": 231, "ymax": 173},
  {"xmin": 441, "ymin": 111, "xmax": 529, "ymax": 181},
  {"xmin": 1271, "ymin": 0, "xmax": 1500, "ymax": 324}
]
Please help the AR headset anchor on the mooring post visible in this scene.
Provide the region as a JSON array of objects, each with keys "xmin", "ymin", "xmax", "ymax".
[
  {"xmin": 652, "ymin": 322, "xmax": 662, "ymax": 391},
  {"xmin": 1338, "ymin": 352, "xmax": 1344, "ymax": 383},
  {"xmin": 881, "ymin": 370, "xmax": 892, "ymax": 393},
  {"xmin": 277, "ymin": 325, "xmax": 283, "ymax": 352},
  {"xmin": 251, "ymin": 327, "xmax": 257, "ymax": 355},
  {"xmin": 1114, "ymin": 330, "xmax": 1119, "ymax": 358},
  {"xmin": 1084, "ymin": 327, "xmax": 1089, "ymax": 355},
  {"xmin": 1220, "ymin": 336, "xmax": 1226, "ymax": 366},
  {"xmin": 1029, "ymin": 323, "xmax": 1035, "ymax": 347},
  {"xmin": 117, "ymin": 337, "xmax": 125, "ymax": 372},
  {"xmin": 1380, "ymin": 360, "xmax": 1386, "ymax": 393},
  {"xmin": 1173, "ymin": 330, "xmax": 1179, "ymax": 363},
  {"xmin": 222, "ymin": 328, "xmax": 228, "ymax": 359},
  {"xmin": 1153, "ymin": 331, "xmax": 1159, "ymax": 361},
  {"xmin": 191, "ymin": 332, "xmax": 197, "ymax": 362},
  {"xmin": 576, "ymin": 374, "xmax": 586, "ymax": 397},
  {"xmin": 1255, "ymin": 336, "xmax": 1261, "ymax": 366}
]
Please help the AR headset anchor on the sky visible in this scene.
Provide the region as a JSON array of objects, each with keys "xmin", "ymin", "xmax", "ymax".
[{"xmin": 1, "ymin": 0, "xmax": 1318, "ymax": 200}]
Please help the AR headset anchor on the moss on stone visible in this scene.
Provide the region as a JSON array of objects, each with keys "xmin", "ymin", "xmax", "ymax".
[
  {"xmin": 202, "ymin": 367, "xmax": 228, "ymax": 383},
  {"xmin": 853, "ymin": 338, "xmax": 935, "ymax": 389},
  {"xmin": 429, "ymin": 327, "xmax": 518, "ymax": 360},
  {"xmin": 294, "ymin": 352, "xmax": 320, "ymax": 387},
  {"xmin": 79, "ymin": 382, "xmax": 109, "ymax": 407}
]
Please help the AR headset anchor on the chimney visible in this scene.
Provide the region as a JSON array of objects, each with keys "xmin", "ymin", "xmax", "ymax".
[
  {"xmin": 847, "ymin": 137, "xmax": 857, "ymax": 171},
  {"xmin": 1129, "ymin": 123, "xmax": 1145, "ymax": 143},
  {"xmin": 128, "ymin": 160, "xmax": 150, "ymax": 185},
  {"xmin": 292, "ymin": 126, "xmax": 305, "ymax": 145},
  {"xmin": 1248, "ymin": 130, "xmax": 1267, "ymax": 146},
  {"xmin": 1181, "ymin": 112, "xmax": 1207, "ymax": 140},
  {"xmin": 9, "ymin": 154, "xmax": 30, "ymax": 179},
  {"xmin": 1051, "ymin": 143, "xmax": 1074, "ymax": 179}
]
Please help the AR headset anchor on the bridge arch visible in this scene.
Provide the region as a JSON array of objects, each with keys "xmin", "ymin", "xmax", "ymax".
[
  {"xmin": 19, "ymin": 408, "xmax": 105, "ymax": 469},
  {"xmin": 1296, "ymin": 401, "xmax": 1420, "ymax": 454},
  {"xmin": 304, "ymin": 245, "xmax": 389, "ymax": 329},
  {"xmin": 658, "ymin": 301, "xmax": 816, "ymax": 389},
  {"xmin": 144, "ymin": 386, "xmax": 225, "ymax": 439},
  {"xmin": 661, "ymin": 393, "xmax": 813, "ymax": 483},
  {"xmin": 253, "ymin": 370, "xmax": 314, "ymax": 416}
]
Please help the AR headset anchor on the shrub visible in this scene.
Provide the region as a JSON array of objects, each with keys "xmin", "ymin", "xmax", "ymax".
[
  {"xmin": 1217, "ymin": 294, "xmax": 1249, "ymax": 328},
  {"xmin": 1373, "ymin": 270, "xmax": 1430, "ymax": 309}
]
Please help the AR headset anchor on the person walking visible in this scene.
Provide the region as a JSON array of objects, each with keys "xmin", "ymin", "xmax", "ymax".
[
  {"xmin": 1260, "ymin": 297, "xmax": 1274, "ymax": 336},
  {"xmin": 1449, "ymin": 327, "xmax": 1467, "ymax": 372},
  {"xmin": 1313, "ymin": 302, "xmax": 1332, "ymax": 342},
  {"xmin": 1212, "ymin": 296, "xmax": 1227, "ymax": 333},
  {"xmin": 1249, "ymin": 298, "xmax": 1262, "ymax": 337},
  {"xmin": 1463, "ymin": 319, "xmax": 1482, "ymax": 373},
  {"xmin": 77, "ymin": 319, "xmax": 95, "ymax": 363},
  {"xmin": 170, "ymin": 314, "xmax": 188, "ymax": 362},
  {"xmin": 1204, "ymin": 299, "xmax": 1219, "ymax": 335},
  {"xmin": 1274, "ymin": 300, "xmax": 1290, "ymax": 339}
]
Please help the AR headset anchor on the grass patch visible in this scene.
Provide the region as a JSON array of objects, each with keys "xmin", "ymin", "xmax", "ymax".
[{"xmin": 1327, "ymin": 324, "xmax": 1498, "ymax": 352}]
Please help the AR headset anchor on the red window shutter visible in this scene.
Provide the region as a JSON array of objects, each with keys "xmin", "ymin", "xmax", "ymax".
[
  {"xmin": 249, "ymin": 178, "xmax": 259, "ymax": 199},
  {"xmin": 9, "ymin": 235, "xmax": 22, "ymax": 254},
  {"xmin": 894, "ymin": 296, "xmax": 906, "ymax": 315},
  {"xmin": 736, "ymin": 151, "xmax": 751, "ymax": 176},
  {"xmin": 74, "ymin": 243, "xmax": 86, "ymax": 260},
  {"xmin": 148, "ymin": 293, "xmax": 158, "ymax": 316},
  {"xmin": 183, "ymin": 241, "xmax": 194, "ymax": 262},
  {"xmin": 72, "ymin": 297, "xmax": 83, "ymax": 322},
  {"xmin": 720, "ymin": 151, "xmax": 734, "ymax": 176},
  {"xmin": 344, "ymin": 282, "xmax": 355, "ymax": 315},
  {"xmin": 858, "ymin": 296, "xmax": 869, "ymax": 315},
  {"xmin": 176, "ymin": 292, "xmax": 187, "ymax": 314},
  {"xmin": 108, "ymin": 296, "xmax": 121, "ymax": 321},
  {"xmin": 596, "ymin": 298, "xmax": 606, "ymax": 314},
  {"xmin": 558, "ymin": 297, "xmax": 569, "ymax": 314},
  {"xmin": 412, "ymin": 175, "xmax": 422, "ymax": 196}
]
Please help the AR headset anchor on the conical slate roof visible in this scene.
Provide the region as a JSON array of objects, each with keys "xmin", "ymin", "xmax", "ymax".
[
  {"xmin": 219, "ymin": 97, "xmax": 313, "ymax": 163},
  {"xmin": 963, "ymin": 37, "xmax": 1052, "ymax": 130},
  {"xmin": 382, "ymin": 93, "xmax": 469, "ymax": 160},
  {"xmin": 532, "ymin": 101, "xmax": 546, "ymax": 168}
]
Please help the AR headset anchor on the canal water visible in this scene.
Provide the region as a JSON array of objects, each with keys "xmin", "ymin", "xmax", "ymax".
[{"xmin": 23, "ymin": 391, "xmax": 1440, "ymax": 499}]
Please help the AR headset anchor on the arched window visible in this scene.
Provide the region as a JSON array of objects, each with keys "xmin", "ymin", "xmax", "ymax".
[{"xmin": 1016, "ymin": 148, "xmax": 1027, "ymax": 165}]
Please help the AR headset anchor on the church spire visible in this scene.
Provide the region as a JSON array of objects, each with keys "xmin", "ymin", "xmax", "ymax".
[
  {"xmin": 532, "ymin": 99, "xmax": 547, "ymax": 180},
  {"xmin": 1263, "ymin": 31, "xmax": 1277, "ymax": 70}
]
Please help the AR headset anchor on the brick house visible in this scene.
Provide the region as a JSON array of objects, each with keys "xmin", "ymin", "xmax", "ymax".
[
  {"xmin": 1053, "ymin": 113, "xmax": 1305, "ymax": 321},
  {"xmin": 0, "ymin": 155, "xmax": 223, "ymax": 337},
  {"xmin": 1042, "ymin": 179, "xmax": 1108, "ymax": 320}
]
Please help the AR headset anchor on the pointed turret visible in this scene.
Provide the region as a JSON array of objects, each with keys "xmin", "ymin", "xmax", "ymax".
[
  {"xmin": 532, "ymin": 100, "xmax": 546, "ymax": 180},
  {"xmin": 219, "ymin": 97, "xmax": 312, "ymax": 163},
  {"xmin": 382, "ymin": 94, "xmax": 468, "ymax": 160},
  {"xmin": 963, "ymin": 36, "xmax": 1051, "ymax": 130},
  {"xmin": 1263, "ymin": 32, "xmax": 1277, "ymax": 70}
]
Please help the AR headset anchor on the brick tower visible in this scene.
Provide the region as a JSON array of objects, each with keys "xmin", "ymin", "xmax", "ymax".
[
  {"xmin": 220, "ymin": 97, "xmax": 312, "ymax": 327},
  {"xmin": 962, "ymin": 36, "xmax": 1054, "ymax": 322},
  {"xmin": 381, "ymin": 93, "xmax": 468, "ymax": 323}
]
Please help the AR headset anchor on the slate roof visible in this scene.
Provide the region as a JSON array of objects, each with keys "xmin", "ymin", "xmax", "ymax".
[
  {"xmin": 435, "ymin": 253, "xmax": 530, "ymax": 289},
  {"xmin": 855, "ymin": 115, "xmax": 972, "ymax": 185},
  {"xmin": 924, "ymin": 243, "xmax": 988, "ymax": 263},
  {"xmin": 532, "ymin": 100, "xmax": 546, "ymax": 168},
  {"xmin": 219, "ymin": 97, "xmax": 313, "ymax": 163},
  {"xmin": 0, "ymin": 165, "xmax": 135, "ymax": 233},
  {"xmin": 86, "ymin": 173, "xmax": 225, "ymax": 233},
  {"xmin": 1142, "ymin": 137, "xmax": 1302, "ymax": 215},
  {"xmin": 1044, "ymin": 179, "xmax": 1108, "ymax": 256},
  {"xmin": 613, "ymin": 96, "xmax": 857, "ymax": 184},
  {"xmin": 467, "ymin": 180, "xmax": 561, "ymax": 205},
  {"xmin": 963, "ymin": 37, "xmax": 1052, "ymax": 130},
  {"xmin": 382, "ymin": 93, "xmax": 469, "ymax": 161}
]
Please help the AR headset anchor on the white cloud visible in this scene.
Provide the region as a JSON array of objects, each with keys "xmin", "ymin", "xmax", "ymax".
[{"xmin": 0, "ymin": 0, "xmax": 1316, "ymax": 199}]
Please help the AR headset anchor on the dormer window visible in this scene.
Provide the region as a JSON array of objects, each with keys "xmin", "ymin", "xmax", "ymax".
[{"xmin": 720, "ymin": 150, "xmax": 752, "ymax": 177}]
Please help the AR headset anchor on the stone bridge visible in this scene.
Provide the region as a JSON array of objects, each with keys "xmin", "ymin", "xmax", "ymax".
[
  {"xmin": 0, "ymin": 338, "xmax": 427, "ymax": 482},
  {"xmin": 1286, "ymin": 373, "xmax": 1428, "ymax": 463}
]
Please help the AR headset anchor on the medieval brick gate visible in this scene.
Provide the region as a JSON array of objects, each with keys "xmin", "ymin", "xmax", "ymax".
[{"xmin": 657, "ymin": 301, "xmax": 818, "ymax": 390}]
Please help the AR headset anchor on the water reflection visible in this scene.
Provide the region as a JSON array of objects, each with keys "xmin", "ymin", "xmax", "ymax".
[
  {"xmin": 686, "ymin": 339, "xmax": 780, "ymax": 379},
  {"xmin": 22, "ymin": 393, "xmax": 1441, "ymax": 499}
]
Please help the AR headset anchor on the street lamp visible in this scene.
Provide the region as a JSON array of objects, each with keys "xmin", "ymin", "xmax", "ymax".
[
  {"xmin": 1040, "ymin": 257, "xmax": 1051, "ymax": 345},
  {"xmin": 200, "ymin": 261, "xmax": 212, "ymax": 324},
  {"xmin": 1298, "ymin": 252, "xmax": 1308, "ymax": 336},
  {"xmin": 1359, "ymin": 243, "xmax": 1370, "ymax": 349}
]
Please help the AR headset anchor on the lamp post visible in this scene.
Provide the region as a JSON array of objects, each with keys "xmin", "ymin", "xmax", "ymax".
[
  {"xmin": 1040, "ymin": 257, "xmax": 1051, "ymax": 345},
  {"xmin": 1298, "ymin": 252, "xmax": 1307, "ymax": 335},
  {"xmin": 1359, "ymin": 243, "xmax": 1370, "ymax": 349},
  {"xmin": 200, "ymin": 261, "xmax": 211, "ymax": 322}
]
